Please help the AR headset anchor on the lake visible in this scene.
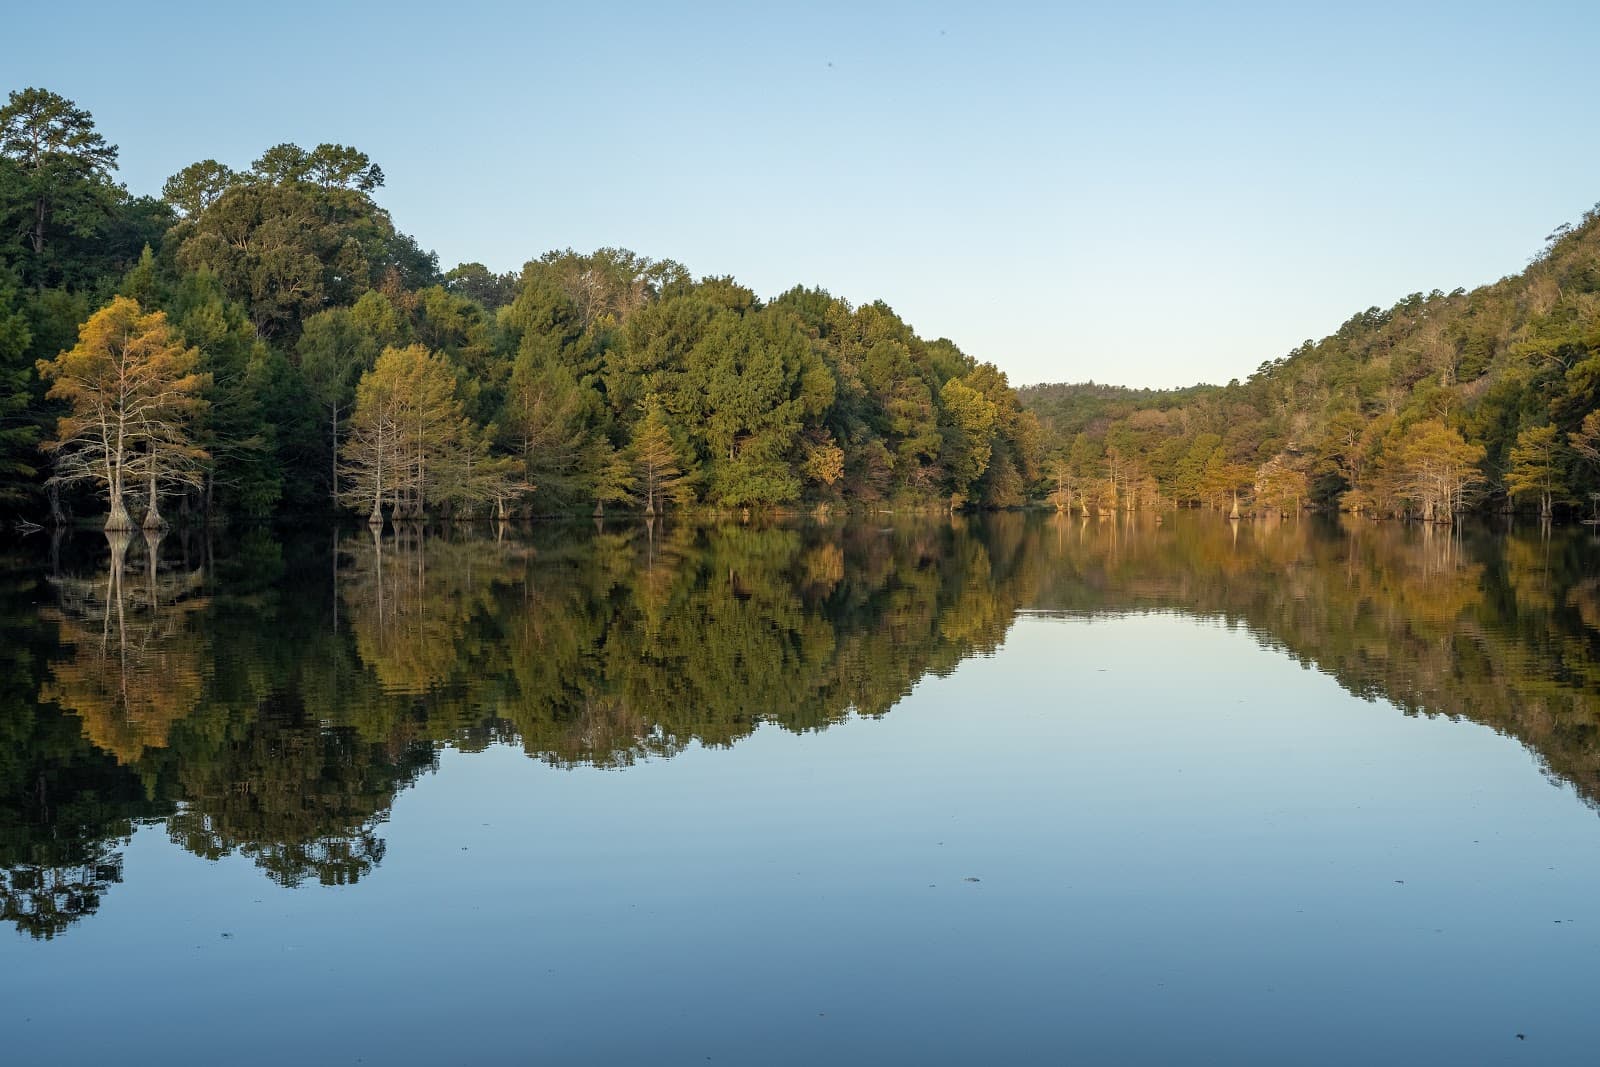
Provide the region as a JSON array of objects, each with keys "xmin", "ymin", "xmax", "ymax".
[{"xmin": 2, "ymin": 511, "xmax": 1598, "ymax": 1064}]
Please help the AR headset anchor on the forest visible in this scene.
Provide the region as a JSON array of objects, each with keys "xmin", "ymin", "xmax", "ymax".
[
  {"xmin": 6, "ymin": 84, "xmax": 1600, "ymax": 528},
  {"xmin": 0, "ymin": 87, "xmax": 1040, "ymax": 528},
  {"xmin": 1023, "ymin": 206, "xmax": 1600, "ymax": 521}
]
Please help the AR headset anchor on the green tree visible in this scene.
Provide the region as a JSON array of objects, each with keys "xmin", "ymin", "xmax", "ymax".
[
  {"xmin": 0, "ymin": 88, "xmax": 120, "ymax": 287},
  {"xmin": 298, "ymin": 305, "xmax": 382, "ymax": 501},
  {"xmin": 160, "ymin": 160, "xmax": 239, "ymax": 218},
  {"xmin": 167, "ymin": 268, "xmax": 281, "ymax": 516},
  {"xmin": 939, "ymin": 377, "xmax": 998, "ymax": 504},
  {"xmin": 681, "ymin": 308, "xmax": 832, "ymax": 507},
  {"xmin": 340, "ymin": 344, "xmax": 492, "ymax": 520},
  {"xmin": 503, "ymin": 356, "xmax": 601, "ymax": 510},
  {"xmin": 627, "ymin": 399, "xmax": 694, "ymax": 514},
  {"xmin": 444, "ymin": 262, "xmax": 517, "ymax": 310},
  {"xmin": 0, "ymin": 267, "xmax": 36, "ymax": 506},
  {"xmin": 1505, "ymin": 424, "xmax": 1564, "ymax": 516}
]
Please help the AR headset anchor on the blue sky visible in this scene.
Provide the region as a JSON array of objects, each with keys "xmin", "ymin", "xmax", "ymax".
[{"xmin": 11, "ymin": 1, "xmax": 1600, "ymax": 387}]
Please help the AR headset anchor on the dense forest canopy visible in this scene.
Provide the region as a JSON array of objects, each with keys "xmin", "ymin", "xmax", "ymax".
[
  {"xmin": 0, "ymin": 87, "xmax": 1039, "ymax": 526},
  {"xmin": 4, "ymin": 85, "xmax": 1600, "ymax": 527}
]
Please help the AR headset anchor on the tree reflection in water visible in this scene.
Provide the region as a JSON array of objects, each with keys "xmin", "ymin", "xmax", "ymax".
[{"xmin": 7, "ymin": 511, "xmax": 1600, "ymax": 936}]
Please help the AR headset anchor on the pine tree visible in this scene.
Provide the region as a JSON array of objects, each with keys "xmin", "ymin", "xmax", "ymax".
[{"xmin": 628, "ymin": 399, "xmax": 693, "ymax": 514}]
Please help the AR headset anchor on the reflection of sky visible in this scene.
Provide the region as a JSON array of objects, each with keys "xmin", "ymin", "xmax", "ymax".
[
  {"xmin": 9, "ymin": 3, "xmax": 1600, "ymax": 387},
  {"xmin": 5, "ymin": 614, "xmax": 1596, "ymax": 1062}
]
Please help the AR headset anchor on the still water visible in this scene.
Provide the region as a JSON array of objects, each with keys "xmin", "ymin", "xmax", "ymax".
[{"xmin": 3, "ymin": 512, "xmax": 1599, "ymax": 1063}]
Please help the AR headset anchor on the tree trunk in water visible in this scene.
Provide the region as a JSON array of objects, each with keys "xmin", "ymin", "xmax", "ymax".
[
  {"xmin": 142, "ymin": 470, "xmax": 163, "ymax": 530},
  {"xmin": 1229, "ymin": 491, "xmax": 1240, "ymax": 519},
  {"xmin": 105, "ymin": 486, "xmax": 134, "ymax": 531},
  {"xmin": 369, "ymin": 437, "xmax": 384, "ymax": 526}
]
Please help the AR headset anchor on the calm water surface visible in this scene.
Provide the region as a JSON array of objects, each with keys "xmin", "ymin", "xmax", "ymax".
[{"xmin": 3, "ymin": 513, "xmax": 1600, "ymax": 1064}]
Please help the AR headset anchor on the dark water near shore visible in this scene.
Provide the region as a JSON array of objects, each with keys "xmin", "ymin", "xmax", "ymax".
[{"xmin": 3, "ymin": 511, "xmax": 1600, "ymax": 1063}]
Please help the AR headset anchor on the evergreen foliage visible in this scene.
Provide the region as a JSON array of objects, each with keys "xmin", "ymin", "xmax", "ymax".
[{"xmin": 0, "ymin": 87, "xmax": 1041, "ymax": 524}]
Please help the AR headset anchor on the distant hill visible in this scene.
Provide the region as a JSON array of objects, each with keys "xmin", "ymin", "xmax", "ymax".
[
  {"xmin": 1020, "ymin": 203, "xmax": 1600, "ymax": 517},
  {"xmin": 1017, "ymin": 381, "xmax": 1218, "ymax": 443}
]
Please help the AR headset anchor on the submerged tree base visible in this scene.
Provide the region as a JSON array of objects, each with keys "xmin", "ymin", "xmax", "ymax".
[{"xmin": 104, "ymin": 499, "xmax": 135, "ymax": 532}]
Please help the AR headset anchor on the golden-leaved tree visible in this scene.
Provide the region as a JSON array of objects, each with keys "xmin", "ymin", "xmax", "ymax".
[
  {"xmin": 1401, "ymin": 420, "xmax": 1486, "ymax": 522},
  {"xmin": 340, "ymin": 343, "xmax": 525, "ymax": 521},
  {"xmin": 36, "ymin": 296, "xmax": 210, "ymax": 530},
  {"xmin": 1254, "ymin": 455, "xmax": 1309, "ymax": 514}
]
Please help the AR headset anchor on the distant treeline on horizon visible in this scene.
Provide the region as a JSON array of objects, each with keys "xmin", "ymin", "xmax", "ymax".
[{"xmin": 1, "ymin": 85, "xmax": 1597, "ymax": 526}]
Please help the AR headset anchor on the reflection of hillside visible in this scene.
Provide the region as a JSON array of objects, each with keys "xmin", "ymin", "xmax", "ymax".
[
  {"xmin": 1027, "ymin": 512, "xmax": 1600, "ymax": 806},
  {"xmin": 7, "ymin": 517, "xmax": 1036, "ymax": 937},
  {"xmin": 331, "ymin": 519, "xmax": 1036, "ymax": 763},
  {"xmin": 14, "ymin": 511, "xmax": 1600, "ymax": 939}
]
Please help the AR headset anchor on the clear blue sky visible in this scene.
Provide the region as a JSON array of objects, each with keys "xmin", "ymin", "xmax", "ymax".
[{"xmin": 12, "ymin": 1, "xmax": 1600, "ymax": 387}]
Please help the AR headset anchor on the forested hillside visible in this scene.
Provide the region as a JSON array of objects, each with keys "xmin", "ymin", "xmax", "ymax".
[
  {"xmin": 9, "ymin": 83, "xmax": 1600, "ymax": 530},
  {"xmin": 0, "ymin": 87, "xmax": 1039, "ymax": 527},
  {"xmin": 1022, "ymin": 206, "xmax": 1600, "ymax": 519}
]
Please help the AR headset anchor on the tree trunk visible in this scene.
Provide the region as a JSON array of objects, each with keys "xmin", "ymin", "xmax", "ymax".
[
  {"xmin": 105, "ymin": 485, "xmax": 134, "ymax": 531},
  {"xmin": 369, "ymin": 425, "xmax": 385, "ymax": 526},
  {"xmin": 142, "ymin": 469, "xmax": 163, "ymax": 529},
  {"xmin": 331, "ymin": 405, "xmax": 339, "ymax": 503}
]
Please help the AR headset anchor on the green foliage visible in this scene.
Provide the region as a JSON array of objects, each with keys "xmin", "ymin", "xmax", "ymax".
[
  {"xmin": 1020, "ymin": 203, "xmax": 1600, "ymax": 518},
  {"xmin": 0, "ymin": 87, "xmax": 136, "ymax": 289},
  {"xmin": 443, "ymin": 262, "xmax": 517, "ymax": 310},
  {"xmin": 0, "ymin": 266, "xmax": 37, "ymax": 504},
  {"xmin": 0, "ymin": 81, "xmax": 1045, "ymax": 523},
  {"xmin": 161, "ymin": 160, "xmax": 239, "ymax": 218},
  {"xmin": 1505, "ymin": 423, "xmax": 1565, "ymax": 513}
]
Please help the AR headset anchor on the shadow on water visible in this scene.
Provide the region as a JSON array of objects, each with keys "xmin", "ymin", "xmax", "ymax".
[{"xmin": 4, "ymin": 509, "xmax": 1600, "ymax": 936}]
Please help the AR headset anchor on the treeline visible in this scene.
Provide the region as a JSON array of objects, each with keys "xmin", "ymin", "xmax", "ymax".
[
  {"xmin": 0, "ymin": 87, "xmax": 1040, "ymax": 526},
  {"xmin": 1023, "ymin": 205, "xmax": 1600, "ymax": 520}
]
